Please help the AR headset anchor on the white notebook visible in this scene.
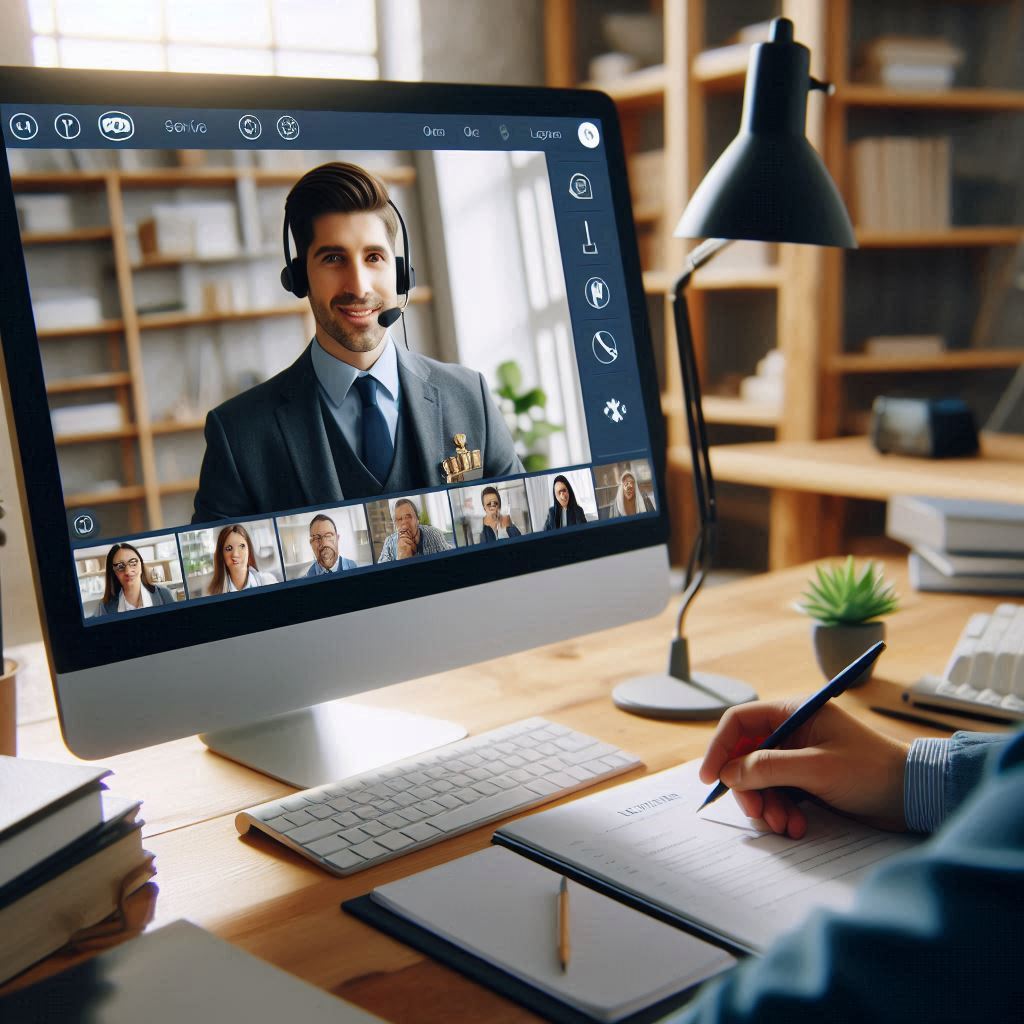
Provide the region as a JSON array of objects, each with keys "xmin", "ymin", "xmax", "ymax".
[{"xmin": 369, "ymin": 845, "xmax": 736, "ymax": 1023}]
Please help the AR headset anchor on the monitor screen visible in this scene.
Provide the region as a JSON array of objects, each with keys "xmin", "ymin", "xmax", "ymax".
[{"xmin": 0, "ymin": 68, "xmax": 668, "ymax": 765}]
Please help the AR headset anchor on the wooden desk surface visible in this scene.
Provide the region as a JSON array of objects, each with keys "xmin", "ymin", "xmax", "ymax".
[
  {"xmin": 703, "ymin": 432, "xmax": 1024, "ymax": 502},
  {"xmin": 5, "ymin": 558, "xmax": 1006, "ymax": 1020}
]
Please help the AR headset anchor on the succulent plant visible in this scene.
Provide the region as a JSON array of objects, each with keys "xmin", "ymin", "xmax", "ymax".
[{"xmin": 796, "ymin": 556, "xmax": 899, "ymax": 627}]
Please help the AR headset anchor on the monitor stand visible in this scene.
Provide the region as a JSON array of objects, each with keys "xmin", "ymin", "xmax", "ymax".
[{"xmin": 200, "ymin": 701, "xmax": 466, "ymax": 789}]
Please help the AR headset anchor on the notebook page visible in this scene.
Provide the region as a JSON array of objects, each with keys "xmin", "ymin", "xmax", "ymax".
[
  {"xmin": 371, "ymin": 846, "xmax": 736, "ymax": 1023},
  {"xmin": 497, "ymin": 760, "xmax": 922, "ymax": 953}
]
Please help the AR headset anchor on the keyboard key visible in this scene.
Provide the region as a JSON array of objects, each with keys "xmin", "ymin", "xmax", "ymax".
[
  {"xmin": 376, "ymin": 831, "xmax": 415, "ymax": 852},
  {"xmin": 280, "ymin": 796, "xmax": 309, "ymax": 812},
  {"xmin": 307, "ymin": 833, "xmax": 350, "ymax": 857},
  {"xmin": 325, "ymin": 848, "xmax": 365, "ymax": 871},
  {"xmin": 426, "ymin": 789, "xmax": 529, "ymax": 833},
  {"xmin": 307, "ymin": 804, "xmax": 336, "ymax": 820},
  {"xmin": 361, "ymin": 820, "xmax": 389, "ymax": 837},
  {"xmin": 290, "ymin": 818, "xmax": 345, "ymax": 845},
  {"xmin": 401, "ymin": 821, "xmax": 443, "ymax": 843},
  {"xmin": 283, "ymin": 810, "xmax": 316, "ymax": 827},
  {"xmin": 350, "ymin": 838, "xmax": 390, "ymax": 860}
]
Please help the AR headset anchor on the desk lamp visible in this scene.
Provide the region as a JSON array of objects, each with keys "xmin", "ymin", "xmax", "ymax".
[{"xmin": 613, "ymin": 17, "xmax": 856, "ymax": 719}]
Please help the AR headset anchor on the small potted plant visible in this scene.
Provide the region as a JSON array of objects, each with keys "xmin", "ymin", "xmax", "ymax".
[{"xmin": 796, "ymin": 556, "xmax": 899, "ymax": 687}]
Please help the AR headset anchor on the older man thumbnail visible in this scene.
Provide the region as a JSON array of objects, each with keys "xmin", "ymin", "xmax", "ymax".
[{"xmin": 378, "ymin": 498, "xmax": 452, "ymax": 562}]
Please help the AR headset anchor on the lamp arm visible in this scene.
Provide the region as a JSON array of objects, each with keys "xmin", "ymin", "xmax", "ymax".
[{"xmin": 673, "ymin": 238, "xmax": 732, "ymax": 640}]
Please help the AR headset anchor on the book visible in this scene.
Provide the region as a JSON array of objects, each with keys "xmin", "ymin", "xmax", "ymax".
[
  {"xmin": 863, "ymin": 335, "xmax": 946, "ymax": 358},
  {"xmin": 0, "ymin": 919, "xmax": 386, "ymax": 1023},
  {"xmin": 0, "ymin": 795, "xmax": 151, "ymax": 984},
  {"xmin": 493, "ymin": 761, "xmax": 921, "ymax": 956},
  {"xmin": 909, "ymin": 553, "xmax": 1024, "ymax": 595},
  {"xmin": 914, "ymin": 544, "xmax": 1024, "ymax": 579},
  {"xmin": 0, "ymin": 755, "xmax": 109, "ymax": 889},
  {"xmin": 349, "ymin": 846, "xmax": 736, "ymax": 1024},
  {"xmin": 887, "ymin": 495, "xmax": 1024, "ymax": 555}
]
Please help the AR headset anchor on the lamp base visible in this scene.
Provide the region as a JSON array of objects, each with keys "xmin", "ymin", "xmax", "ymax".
[{"xmin": 612, "ymin": 638, "xmax": 758, "ymax": 720}]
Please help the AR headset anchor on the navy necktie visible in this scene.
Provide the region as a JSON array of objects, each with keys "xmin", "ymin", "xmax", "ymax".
[{"xmin": 354, "ymin": 375, "xmax": 395, "ymax": 485}]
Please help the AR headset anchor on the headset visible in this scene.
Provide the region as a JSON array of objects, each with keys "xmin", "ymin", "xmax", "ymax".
[{"xmin": 280, "ymin": 189, "xmax": 415, "ymax": 330}]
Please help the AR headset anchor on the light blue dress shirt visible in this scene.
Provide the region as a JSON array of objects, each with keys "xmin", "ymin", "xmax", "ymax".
[{"xmin": 310, "ymin": 335, "xmax": 400, "ymax": 463}]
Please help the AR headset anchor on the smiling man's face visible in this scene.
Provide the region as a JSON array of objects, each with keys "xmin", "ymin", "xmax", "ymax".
[{"xmin": 306, "ymin": 210, "xmax": 397, "ymax": 365}]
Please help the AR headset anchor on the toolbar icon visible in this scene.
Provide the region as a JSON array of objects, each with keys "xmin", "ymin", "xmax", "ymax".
[
  {"xmin": 578, "ymin": 121, "xmax": 600, "ymax": 148},
  {"xmin": 592, "ymin": 331, "xmax": 619, "ymax": 365},
  {"xmin": 276, "ymin": 115, "xmax": 300, "ymax": 140},
  {"xmin": 603, "ymin": 398, "xmax": 627, "ymax": 424},
  {"xmin": 98, "ymin": 111, "xmax": 134, "ymax": 141},
  {"xmin": 585, "ymin": 276, "xmax": 610, "ymax": 309},
  {"xmin": 582, "ymin": 220, "xmax": 598, "ymax": 255},
  {"xmin": 238, "ymin": 114, "xmax": 262, "ymax": 140},
  {"xmin": 54, "ymin": 113, "xmax": 81, "ymax": 140},
  {"xmin": 9, "ymin": 113, "xmax": 38, "ymax": 141},
  {"xmin": 569, "ymin": 172, "xmax": 593, "ymax": 200}
]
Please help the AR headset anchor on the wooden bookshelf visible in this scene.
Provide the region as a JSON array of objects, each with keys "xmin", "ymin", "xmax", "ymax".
[
  {"xmin": 21, "ymin": 226, "xmax": 113, "ymax": 245},
  {"xmin": 838, "ymin": 85, "xmax": 1024, "ymax": 111},
  {"xmin": 36, "ymin": 318, "xmax": 125, "ymax": 340},
  {"xmin": 829, "ymin": 348, "xmax": 1024, "ymax": 374},
  {"xmin": 46, "ymin": 372, "xmax": 132, "ymax": 394},
  {"xmin": 856, "ymin": 227, "xmax": 1024, "ymax": 248}
]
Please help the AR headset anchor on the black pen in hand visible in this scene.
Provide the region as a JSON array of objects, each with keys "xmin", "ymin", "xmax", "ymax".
[{"xmin": 697, "ymin": 641, "xmax": 886, "ymax": 813}]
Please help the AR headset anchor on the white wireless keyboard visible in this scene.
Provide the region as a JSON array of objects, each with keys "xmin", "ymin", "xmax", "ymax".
[
  {"xmin": 908, "ymin": 603, "xmax": 1024, "ymax": 723},
  {"xmin": 236, "ymin": 717, "xmax": 641, "ymax": 876}
]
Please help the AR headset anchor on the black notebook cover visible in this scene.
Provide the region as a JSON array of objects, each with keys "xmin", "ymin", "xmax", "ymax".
[{"xmin": 343, "ymin": 894, "xmax": 708, "ymax": 1024}]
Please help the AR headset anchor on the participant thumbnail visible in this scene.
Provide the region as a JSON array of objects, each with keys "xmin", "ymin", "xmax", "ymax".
[
  {"xmin": 525, "ymin": 469, "xmax": 599, "ymax": 531},
  {"xmin": 276, "ymin": 506, "xmax": 372, "ymax": 580},
  {"xmin": 75, "ymin": 534, "xmax": 185, "ymax": 618},
  {"xmin": 366, "ymin": 493, "xmax": 455, "ymax": 562},
  {"xmin": 449, "ymin": 479, "xmax": 532, "ymax": 546},
  {"xmin": 179, "ymin": 519, "xmax": 283, "ymax": 598},
  {"xmin": 592, "ymin": 459, "xmax": 657, "ymax": 519}
]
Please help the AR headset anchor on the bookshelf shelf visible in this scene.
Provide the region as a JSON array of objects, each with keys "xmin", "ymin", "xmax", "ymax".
[
  {"xmin": 21, "ymin": 227, "xmax": 114, "ymax": 246},
  {"xmin": 662, "ymin": 393, "xmax": 780, "ymax": 428},
  {"xmin": 63, "ymin": 486, "xmax": 146, "ymax": 506},
  {"xmin": 855, "ymin": 227, "xmax": 1024, "ymax": 248},
  {"xmin": 37, "ymin": 318, "xmax": 125, "ymax": 340},
  {"xmin": 137, "ymin": 305, "xmax": 307, "ymax": 331},
  {"xmin": 583, "ymin": 65, "xmax": 668, "ymax": 108},
  {"xmin": 130, "ymin": 248, "xmax": 278, "ymax": 270},
  {"xmin": 632, "ymin": 203, "xmax": 663, "ymax": 226},
  {"xmin": 839, "ymin": 85, "xmax": 1024, "ymax": 111},
  {"xmin": 46, "ymin": 372, "xmax": 132, "ymax": 395},
  {"xmin": 55, "ymin": 427, "xmax": 138, "ymax": 446},
  {"xmin": 11, "ymin": 172, "xmax": 109, "ymax": 191},
  {"xmin": 150, "ymin": 418, "xmax": 206, "ymax": 435},
  {"xmin": 829, "ymin": 348, "xmax": 1024, "ymax": 374},
  {"xmin": 158, "ymin": 478, "xmax": 200, "ymax": 496},
  {"xmin": 692, "ymin": 266, "xmax": 782, "ymax": 290},
  {"xmin": 117, "ymin": 166, "xmax": 416, "ymax": 190}
]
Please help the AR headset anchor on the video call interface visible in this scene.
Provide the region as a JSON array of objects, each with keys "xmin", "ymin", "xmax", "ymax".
[{"xmin": 2, "ymin": 103, "xmax": 658, "ymax": 624}]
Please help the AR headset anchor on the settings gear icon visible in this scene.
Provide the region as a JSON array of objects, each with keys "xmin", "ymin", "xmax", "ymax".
[{"xmin": 603, "ymin": 398, "xmax": 627, "ymax": 424}]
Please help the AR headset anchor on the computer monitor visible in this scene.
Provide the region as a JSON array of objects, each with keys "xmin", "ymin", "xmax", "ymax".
[{"xmin": 0, "ymin": 67, "xmax": 669, "ymax": 787}]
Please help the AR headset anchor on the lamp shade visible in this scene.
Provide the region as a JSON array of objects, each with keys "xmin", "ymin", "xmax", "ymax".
[{"xmin": 675, "ymin": 18, "xmax": 855, "ymax": 248}]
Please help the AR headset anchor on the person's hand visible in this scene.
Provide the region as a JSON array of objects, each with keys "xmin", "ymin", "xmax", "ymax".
[
  {"xmin": 396, "ymin": 535, "xmax": 417, "ymax": 559},
  {"xmin": 500, "ymin": 514, "xmax": 512, "ymax": 529},
  {"xmin": 699, "ymin": 700, "xmax": 911, "ymax": 838}
]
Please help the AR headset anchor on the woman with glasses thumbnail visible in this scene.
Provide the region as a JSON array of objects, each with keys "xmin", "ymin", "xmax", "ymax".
[
  {"xmin": 479, "ymin": 486, "xmax": 522, "ymax": 543},
  {"xmin": 208, "ymin": 524, "xmax": 278, "ymax": 595},
  {"xmin": 93, "ymin": 542, "xmax": 175, "ymax": 616},
  {"xmin": 543, "ymin": 475, "xmax": 588, "ymax": 531}
]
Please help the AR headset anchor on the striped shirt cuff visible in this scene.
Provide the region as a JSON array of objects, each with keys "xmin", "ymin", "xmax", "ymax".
[{"xmin": 904, "ymin": 737, "xmax": 951, "ymax": 833}]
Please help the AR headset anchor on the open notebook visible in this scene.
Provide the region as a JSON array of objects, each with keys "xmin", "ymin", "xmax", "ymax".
[{"xmin": 346, "ymin": 759, "xmax": 922, "ymax": 1022}]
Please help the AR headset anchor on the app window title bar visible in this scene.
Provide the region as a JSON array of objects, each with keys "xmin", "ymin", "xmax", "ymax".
[{"xmin": 3, "ymin": 106, "xmax": 604, "ymax": 154}]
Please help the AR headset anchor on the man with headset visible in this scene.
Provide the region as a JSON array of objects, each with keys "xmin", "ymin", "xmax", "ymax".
[{"xmin": 192, "ymin": 161, "xmax": 522, "ymax": 523}]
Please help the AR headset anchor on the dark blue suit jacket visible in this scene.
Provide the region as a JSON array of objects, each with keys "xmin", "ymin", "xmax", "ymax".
[{"xmin": 192, "ymin": 345, "xmax": 522, "ymax": 522}]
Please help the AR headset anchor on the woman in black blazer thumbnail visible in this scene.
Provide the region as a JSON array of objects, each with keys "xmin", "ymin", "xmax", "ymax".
[{"xmin": 543, "ymin": 475, "xmax": 588, "ymax": 531}]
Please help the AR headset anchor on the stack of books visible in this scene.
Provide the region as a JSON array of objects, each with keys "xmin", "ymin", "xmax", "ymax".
[
  {"xmin": 887, "ymin": 495, "xmax": 1024, "ymax": 594},
  {"xmin": 849, "ymin": 136, "xmax": 951, "ymax": 230},
  {"xmin": 858, "ymin": 35, "xmax": 964, "ymax": 90},
  {"xmin": 0, "ymin": 756, "xmax": 154, "ymax": 984}
]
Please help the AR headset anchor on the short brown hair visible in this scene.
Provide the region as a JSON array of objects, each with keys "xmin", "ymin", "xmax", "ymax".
[
  {"xmin": 285, "ymin": 161, "xmax": 399, "ymax": 264},
  {"xmin": 392, "ymin": 498, "xmax": 418, "ymax": 520}
]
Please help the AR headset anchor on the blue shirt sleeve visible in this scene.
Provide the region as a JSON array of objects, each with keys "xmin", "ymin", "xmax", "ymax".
[{"xmin": 664, "ymin": 728, "xmax": 1023, "ymax": 1024}]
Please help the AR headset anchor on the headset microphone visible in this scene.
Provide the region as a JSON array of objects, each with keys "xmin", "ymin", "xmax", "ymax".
[{"xmin": 377, "ymin": 306, "xmax": 403, "ymax": 328}]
